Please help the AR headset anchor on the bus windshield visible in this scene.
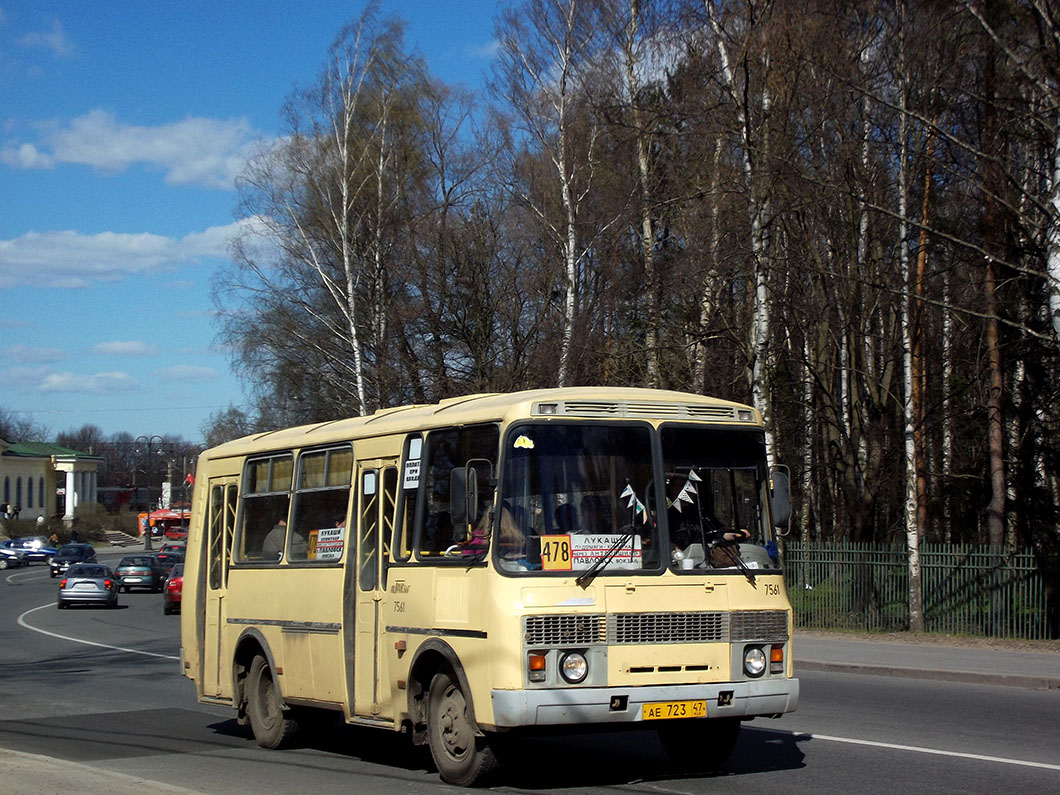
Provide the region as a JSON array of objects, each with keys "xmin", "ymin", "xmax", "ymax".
[
  {"xmin": 496, "ymin": 423, "xmax": 660, "ymax": 573},
  {"xmin": 660, "ymin": 425, "xmax": 777, "ymax": 571}
]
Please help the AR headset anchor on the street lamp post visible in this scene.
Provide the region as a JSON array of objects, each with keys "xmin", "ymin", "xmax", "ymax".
[{"xmin": 134, "ymin": 435, "xmax": 164, "ymax": 551}]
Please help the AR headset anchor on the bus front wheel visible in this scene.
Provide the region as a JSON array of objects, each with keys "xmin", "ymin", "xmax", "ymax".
[
  {"xmin": 427, "ymin": 670, "xmax": 499, "ymax": 786},
  {"xmin": 246, "ymin": 654, "xmax": 299, "ymax": 749}
]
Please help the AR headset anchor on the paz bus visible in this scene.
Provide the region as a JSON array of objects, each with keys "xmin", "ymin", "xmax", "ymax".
[{"xmin": 180, "ymin": 387, "xmax": 798, "ymax": 785}]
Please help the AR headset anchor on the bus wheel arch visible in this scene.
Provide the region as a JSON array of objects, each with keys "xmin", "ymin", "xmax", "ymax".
[
  {"xmin": 406, "ymin": 640, "xmax": 481, "ymax": 747},
  {"xmin": 233, "ymin": 630, "xmax": 281, "ymax": 724}
]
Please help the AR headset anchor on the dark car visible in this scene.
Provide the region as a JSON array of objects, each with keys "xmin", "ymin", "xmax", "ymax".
[
  {"xmin": 57, "ymin": 564, "xmax": 119, "ymax": 609},
  {"xmin": 114, "ymin": 555, "xmax": 166, "ymax": 592},
  {"xmin": 1, "ymin": 536, "xmax": 57, "ymax": 564},
  {"xmin": 0, "ymin": 546, "xmax": 26, "ymax": 569},
  {"xmin": 154, "ymin": 547, "xmax": 185, "ymax": 575},
  {"xmin": 162, "ymin": 563, "xmax": 183, "ymax": 615},
  {"xmin": 49, "ymin": 543, "xmax": 97, "ymax": 577}
]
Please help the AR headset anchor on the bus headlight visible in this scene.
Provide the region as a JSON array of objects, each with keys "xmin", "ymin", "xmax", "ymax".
[
  {"xmin": 560, "ymin": 652, "xmax": 588, "ymax": 683},
  {"xmin": 743, "ymin": 646, "xmax": 767, "ymax": 677}
]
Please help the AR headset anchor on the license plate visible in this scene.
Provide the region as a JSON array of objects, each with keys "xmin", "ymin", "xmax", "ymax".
[
  {"xmin": 642, "ymin": 700, "xmax": 707, "ymax": 720},
  {"xmin": 74, "ymin": 582, "xmax": 98, "ymax": 591},
  {"xmin": 126, "ymin": 577, "xmax": 142, "ymax": 582}
]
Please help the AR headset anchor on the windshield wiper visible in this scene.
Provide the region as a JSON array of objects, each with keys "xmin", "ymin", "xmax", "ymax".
[
  {"xmin": 575, "ymin": 531, "xmax": 635, "ymax": 589},
  {"xmin": 712, "ymin": 541, "xmax": 757, "ymax": 586}
]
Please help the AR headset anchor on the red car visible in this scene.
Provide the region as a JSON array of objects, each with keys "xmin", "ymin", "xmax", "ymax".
[{"xmin": 163, "ymin": 563, "xmax": 183, "ymax": 614}]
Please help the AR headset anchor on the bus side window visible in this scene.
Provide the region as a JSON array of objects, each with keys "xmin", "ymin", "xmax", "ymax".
[
  {"xmin": 394, "ymin": 435, "xmax": 422, "ymax": 561},
  {"xmin": 415, "ymin": 425, "xmax": 499, "ymax": 559},
  {"xmin": 236, "ymin": 455, "xmax": 293, "ymax": 563},
  {"xmin": 289, "ymin": 446, "xmax": 352, "ymax": 562}
]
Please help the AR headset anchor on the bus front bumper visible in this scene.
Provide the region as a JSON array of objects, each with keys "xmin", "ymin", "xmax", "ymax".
[{"xmin": 489, "ymin": 677, "xmax": 799, "ymax": 728}]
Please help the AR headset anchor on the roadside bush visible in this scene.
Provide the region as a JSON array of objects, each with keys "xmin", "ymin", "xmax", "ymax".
[{"xmin": 69, "ymin": 503, "xmax": 110, "ymax": 542}]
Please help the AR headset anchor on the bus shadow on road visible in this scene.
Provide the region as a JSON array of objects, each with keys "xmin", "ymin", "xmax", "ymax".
[{"xmin": 208, "ymin": 717, "xmax": 807, "ymax": 787}]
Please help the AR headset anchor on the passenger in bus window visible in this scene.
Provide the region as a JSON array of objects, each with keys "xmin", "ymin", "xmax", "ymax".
[
  {"xmin": 666, "ymin": 475, "xmax": 749, "ymax": 553},
  {"xmin": 262, "ymin": 517, "xmax": 287, "ymax": 561},
  {"xmin": 554, "ymin": 502, "xmax": 577, "ymax": 534}
]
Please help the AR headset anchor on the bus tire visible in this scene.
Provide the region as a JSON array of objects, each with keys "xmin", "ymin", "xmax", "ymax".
[
  {"xmin": 246, "ymin": 654, "xmax": 299, "ymax": 749},
  {"xmin": 427, "ymin": 669, "xmax": 499, "ymax": 787},
  {"xmin": 658, "ymin": 717, "xmax": 740, "ymax": 771}
]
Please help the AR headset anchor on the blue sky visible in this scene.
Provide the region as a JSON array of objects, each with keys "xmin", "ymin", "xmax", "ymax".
[{"xmin": 0, "ymin": 1, "xmax": 499, "ymax": 443}]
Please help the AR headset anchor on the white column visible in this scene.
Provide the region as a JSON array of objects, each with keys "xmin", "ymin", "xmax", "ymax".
[{"xmin": 64, "ymin": 470, "xmax": 76, "ymax": 520}]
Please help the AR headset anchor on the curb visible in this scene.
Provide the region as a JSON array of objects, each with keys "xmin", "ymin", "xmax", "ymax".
[{"xmin": 798, "ymin": 660, "xmax": 1060, "ymax": 691}]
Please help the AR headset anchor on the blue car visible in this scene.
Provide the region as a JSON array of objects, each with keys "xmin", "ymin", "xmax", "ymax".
[{"xmin": 1, "ymin": 536, "xmax": 57, "ymax": 565}]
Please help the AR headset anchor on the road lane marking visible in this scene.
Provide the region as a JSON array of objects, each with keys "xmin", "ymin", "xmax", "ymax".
[
  {"xmin": 17, "ymin": 603, "xmax": 179, "ymax": 661},
  {"xmin": 5, "ymin": 569, "xmax": 51, "ymax": 584},
  {"xmin": 808, "ymin": 731, "xmax": 1060, "ymax": 771}
]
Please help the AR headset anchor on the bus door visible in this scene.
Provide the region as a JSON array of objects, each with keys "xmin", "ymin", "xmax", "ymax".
[
  {"xmin": 352, "ymin": 459, "xmax": 398, "ymax": 718},
  {"xmin": 202, "ymin": 477, "xmax": 238, "ymax": 698}
]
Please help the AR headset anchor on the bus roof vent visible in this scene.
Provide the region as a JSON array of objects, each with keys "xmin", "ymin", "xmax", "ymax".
[{"xmin": 534, "ymin": 400, "xmax": 740, "ymax": 420}]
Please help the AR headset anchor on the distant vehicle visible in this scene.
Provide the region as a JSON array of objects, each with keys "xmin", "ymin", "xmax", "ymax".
[
  {"xmin": 49, "ymin": 543, "xmax": 98, "ymax": 578},
  {"xmin": 154, "ymin": 547, "xmax": 185, "ymax": 574},
  {"xmin": 1, "ymin": 536, "xmax": 57, "ymax": 564},
  {"xmin": 0, "ymin": 546, "xmax": 25, "ymax": 569},
  {"xmin": 164, "ymin": 524, "xmax": 190, "ymax": 541},
  {"xmin": 158, "ymin": 543, "xmax": 186, "ymax": 554},
  {"xmin": 114, "ymin": 556, "xmax": 166, "ymax": 592},
  {"xmin": 57, "ymin": 564, "xmax": 119, "ymax": 609},
  {"xmin": 163, "ymin": 563, "xmax": 184, "ymax": 615}
]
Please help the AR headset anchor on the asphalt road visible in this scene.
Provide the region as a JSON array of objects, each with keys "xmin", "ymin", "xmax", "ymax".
[{"xmin": 2, "ymin": 549, "xmax": 1059, "ymax": 793}]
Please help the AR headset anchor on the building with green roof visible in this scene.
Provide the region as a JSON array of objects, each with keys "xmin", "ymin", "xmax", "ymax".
[{"xmin": 0, "ymin": 439, "xmax": 102, "ymax": 522}]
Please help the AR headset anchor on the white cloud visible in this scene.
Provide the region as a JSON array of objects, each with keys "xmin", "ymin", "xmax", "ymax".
[
  {"xmin": 39, "ymin": 371, "xmax": 139, "ymax": 394},
  {"xmin": 465, "ymin": 40, "xmax": 500, "ymax": 58},
  {"xmin": 0, "ymin": 109, "xmax": 261, "ymax": 189},
  {"xmin": 3, "ymin": 344, "xmax": 66, "ymax": 363},
  {"xmin": 94, "ymin": 341, "xmax": 157, "ymax": 357},
  {"xmin": 17, "ymin": 19, "xmax": 76, "ymax": 58},
  {"xmin": 0, "ymin": 219, "xmax": 251, "ymax": 288},
  {"xmin": 154, "ymin": 365, "xmax": 220, "ymax": 382}
]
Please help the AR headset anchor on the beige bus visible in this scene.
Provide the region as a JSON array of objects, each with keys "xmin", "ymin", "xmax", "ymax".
[{"xmin": 180, "ymin": 387, "xmax": 799, "ymax": 786}]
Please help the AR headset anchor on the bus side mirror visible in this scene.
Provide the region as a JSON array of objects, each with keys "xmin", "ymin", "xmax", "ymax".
[
  {"xmin": 449, "ymin": 468, "xmax": 473, "ymax": 540},
  {"xmin": 450, "ymin": 461, "xmax": 493, "ymax": 543},
  {"xmin": 769, "ymin": 466, "xmax": 791, "ymax": 529}
]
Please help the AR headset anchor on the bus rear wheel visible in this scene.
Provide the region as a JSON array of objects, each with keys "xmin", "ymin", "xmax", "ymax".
[
  {"xmin": 658, "ymin": 717, "xmax": 741, "ymax": 772},
  {"xmin": 246, "ymin": 655, "xmax": 299, "ymax": 749},
  {"xmin": 427, "ymin": 670, "xmax": 499, "ymax": 787}
]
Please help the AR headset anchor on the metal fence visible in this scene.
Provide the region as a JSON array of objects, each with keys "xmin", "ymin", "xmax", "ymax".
[{"xmin": 783, "ymin": 542, "xmax": 1052, "ymax": 639}]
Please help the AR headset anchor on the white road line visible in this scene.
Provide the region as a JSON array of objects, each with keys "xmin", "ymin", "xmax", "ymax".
[
  {"xmin": 5, "ymin": 569, "xmax": 50, "ymax": 584},
  {"xmin": 17, "ymin": 603, "xmax": 179, "ymax": 661},
  {"xmin": 808, "ymin": 732, "xmax": 1060, "ymax": 771}
]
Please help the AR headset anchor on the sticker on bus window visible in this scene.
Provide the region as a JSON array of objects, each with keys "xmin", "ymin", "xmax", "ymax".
[
  {"xmin": 403, "ymin": 458, "xmax": 421, "ymax": 489},
  {"xmin": 514, "ymin": 435, "xmax": 534, "ymax": 449},
  {"xmin": 539, "ymin": 535, "xmax": 572, "ymax": 571},
  {"xmin": 309, "ymin": 525, "xmax": 345, "ymax": 561},
  {"xmin": 538, "ymin": 534, "xmax": 643, "ymax": 571}
]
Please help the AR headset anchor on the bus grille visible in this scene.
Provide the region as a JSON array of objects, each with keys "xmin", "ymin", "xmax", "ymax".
[
  {"xmin": 731, "ymin": 610, "xmax": 789, "ymax": 642},
  {"xmin": 523, "ymin": 614, "xmax": 606, "ymax": 646},
  {"xmin": 523, "ymin": 610, "xmax": 788, "ymax": 647},
  {"xmin": 610, "ymin": 611, "xmax": 727, "ymax": 644}
]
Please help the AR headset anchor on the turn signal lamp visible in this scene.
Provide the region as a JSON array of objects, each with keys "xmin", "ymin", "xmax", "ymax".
[
  {"xmin": 770, "ymin": 644, "xmax": 784, "ymax": 674},
  {"xmin": 528, "ymin": 652, "xmax": 546, "ymax": 682}
]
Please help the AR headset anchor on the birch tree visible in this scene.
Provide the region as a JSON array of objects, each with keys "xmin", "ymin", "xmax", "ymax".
[
  {"xmin": 221, "ymin": 5, "xmax": 424, "ymax": 419},
  {"xmin": 493, "ymin": 0, "xmax": 606, "ymax": 386}
]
